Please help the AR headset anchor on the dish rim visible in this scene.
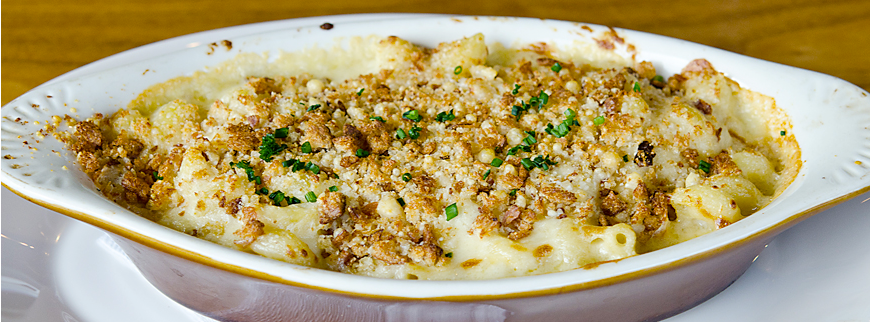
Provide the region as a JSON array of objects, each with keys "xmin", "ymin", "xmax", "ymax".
[{"xmin": 3, "ymin": 14, "xmax": 869, "ymax": 300}]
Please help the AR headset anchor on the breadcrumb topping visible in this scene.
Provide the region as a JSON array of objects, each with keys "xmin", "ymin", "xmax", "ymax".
[{"xmin": 56, "ymin": 34, "xmax": 799, "ymax": 280}]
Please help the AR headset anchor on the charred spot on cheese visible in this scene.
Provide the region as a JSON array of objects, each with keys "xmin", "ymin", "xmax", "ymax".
[{"xmin": 634, "ymin": 141, "xmax": 656, "ymax": 167}]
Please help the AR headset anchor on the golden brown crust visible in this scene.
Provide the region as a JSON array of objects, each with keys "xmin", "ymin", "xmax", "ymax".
[
  {"xmin": 226, "ymin": 123, "xmax": 259, "ymax": 153},
  {"xmin": 318, "ymin": 191, "xmax": 345, "ymax": 224},
  {"xmin": 711, "ymin": 152, "xmax": 741, "ymax": 176},
  {"xmin": 233, "ymin": 207, "xmax": 265, "ymax": 247}
]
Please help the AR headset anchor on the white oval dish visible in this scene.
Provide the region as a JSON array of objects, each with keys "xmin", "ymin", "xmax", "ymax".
[{"xmin": 3, "ymin": 15, "xmax": 869, "ymax": 321}]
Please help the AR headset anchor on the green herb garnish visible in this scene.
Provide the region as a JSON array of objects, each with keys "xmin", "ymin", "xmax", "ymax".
[
  {"xmin": 152, "ymin": 171, "xmax": 163, "ymax": 181},
  {"xmin": 652, "ymin": 75, "xmax": 665, "ymax": 83},
  {"xmin": 287, "ymin": 196, "xmax": 302, "ymax": 205},
  {"xmin": 593, "ymin": 116, "xmax": 606, "ymax": 125},
  {"xmin": 291, "ymin": 160, "xmax": 305, "ymax": 172},
  {"xmin": 551, "ymin": 62, "xmax": 562, "ymax": 72},
  {"xmin": 268, "ymin": 191, "xmax": 286, "ymax": 205},
  {"xmin": 520, "ymin": 158, "xmax": 535, "ymax": 170},
  {"xmin": 435, "ymin": 109, "xmax": 456, "ymax": 122},
  {"xmin": 633, "ymin": 82, "xmax": 641, "ymax": 93},
  {"xmin": 506, "ymin": 144, "xmax": 532, "ymax": 156},
  {"xmin": 511, "ymin": 84, "xmax": 521, "ymax": 95},
  {"xmin": 622, "ymin": 155, "xmax": 629, "ymax": 162},
  {"xmin": 369, "ymin": 116, "xmax": 386, "ymax": 122},
  {"xmin": 780, "ymin": 130, "xmax": 786, "ymax": 136},
  {"xmin": 307, "ymin": 104, "xmax": 321, "ymax": 112},
  {"xmin": 397, "ymin": 198, "xmax": 406, "ymax": 207},
  {"xmin": 445, "ymin": 203, "xmax": 458, "ymax": 221},
  {"xmin": 357, "ymin": 88, "xmax": 365, "ymax": 96},
  {"xmin": 329, "ymin": 186, "xmax": 339, "ymax": 192},
  {"xmin": 491, "ymin": 158, "xmax": 504, "ymax": 167},
  {"xmin": 305, "ymin": 162, "xmax": 320, "ymax": 174},
  {"xmin": 402, "ymin": 109, "xmax": 421, "ymax": 122},
  {"xmin": 274, "ymin": 127, "xmax": 289, "ymax": 138},
  {"xmin": 454, "ymin": 66, "xmax": 462, "ymax": 75},
  {"xmin": 445, "ymin": 252, "xmax": 453, "ymax": 258},
  {"xmin": 259, "ymin": 134, "xmax": 288, "ymax": 162},
  {"xmin": 256, "ymin": 187, "xmax": 269, "ymax": 195},
  {"xmin": 509, "ymin": 189, "xmax": 518, "ymax": 196},
  {"xmin": 300, "ymin": 141, "xmax": 313, "ymax": 154},
  {"xmin": 699, "ymin": 160, "xmax": 712, "ymax": 174},
  {"xmin": 230, "ymin": 160, "xmax": 261, "ymax": 184},
  {"xmin": 396, "ymin": 128, "xmax": 408, "ymax": 140},
  {"xmin": 522, "ymin": 131, "xmax": 537, "ymax": 146},
  {"xmin": 356, "ymin": 149, "xmax": 370, "ymax": 158},
  {"xmin": 402, "ymin": 173, "xmax": 412, "ymax": 182},
  {"xmin": 482, "ymin": 169, "xmax": 491, "ymax": 180},
  {"xmin": 520, "ymin": 155, "xmax": 557, "ymax": 171},
  {"xmin": 408, "ymin": 126, "xmax": 422, "ymax": 139},
  {"xmin": 305, "ymin": 191, "xmax": 317, "ymax": 203}
]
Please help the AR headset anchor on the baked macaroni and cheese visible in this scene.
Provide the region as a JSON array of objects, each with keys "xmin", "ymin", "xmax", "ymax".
[{"xmin": 56, "ymin": 34, "xmax": 800, "ymax": 280}]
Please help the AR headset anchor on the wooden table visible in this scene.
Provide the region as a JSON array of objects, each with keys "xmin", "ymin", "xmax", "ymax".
[{"xmin": 3, "ymin": 0, "xmax": 869, "ymax": 105}]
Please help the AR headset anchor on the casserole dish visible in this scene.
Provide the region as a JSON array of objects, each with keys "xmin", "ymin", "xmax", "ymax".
[{"xmin": 2, "ymin": 15, "xmax": 869, "ymax": 321}]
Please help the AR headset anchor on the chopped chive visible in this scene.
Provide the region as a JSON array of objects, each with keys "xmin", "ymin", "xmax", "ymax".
[
  {"xmin": 256, "ymin": 187, "xmax": 269, "ymax": 195},
  {"xmin": 520, "ymin": 158, "xmax": 535, "ymax": 170},
  {"xmin": 268, "ymin": 191, "xmax": 285, "ymax": 205},
  {"xmin": 231, "ymin": 160, "xmax": 261, "ymax": 183},
  {"xmin": 699, "ymin": 160, "xmax": 712, "ymax": 174},
  {"xmin": 305, "ymin": 162, "xmax": 320, "ymax": 174},
  {"xmin": 509, "ymin": 189, "xmax": 518, "ymax": 196},
  {"xmin": 551, "ymin": 62, "xmax": 562, "ymax": 72},
  {"xmin": 329, "ymin": 185, "xmax": 338, "ymax": 192},
  {"xmin": 307, "ymin": 104, "xmax": 321, "ymax": 112},
  {"xmin": 435, "ymin": 109, "xmax": 456, "ymax": 122},
  {"xmin": 396, "ymin": 128, "xmax": 408, "ymax": 140},
  {"xmin": 482, "ymin": 169, "xmax": 491, "ymax": 180},
  {"xmin": 357, "ymin": 88, "xmax": 365, "ymax": 96},
  {"xmin": 593, "ymin": 116, "xmax": 606, "ymax": 125},
  {"xmin": 445, "ymin": 252, "xmax": 453, "ymax": 258},
  {"xmin": 522, "ymin": 133, "xmax": 537, "ymax": 146},
  {"xmin": 622, "ymin": 155, "xmax": 629, "ymax": 162},
  {"xmin": 454, "ymin": 66, "xmax": 462, "ymax": 75},
  {"xmin": 291, "ymin": 160, "xmax": 305, "ymax": 172},
  {"xmin": 408, "ymin": 126, "xmax": 422, "ymax": 139},
  {"xmin": 445, "ymin": 203, "xmax": 458, "ymax": 221},
  {"xmin": 282, "ymin": 159, "xmax": 297, "ymax": 168},
  {"xmin": 300, "ymin": 141, "xmax": 312, "ymax": 154},
  {"xmin": 511, "ymin": 105, "xmax": 523, "ymax": 120},
  {"xmin": 633, "ymin": 82, "xmax": 641, "ymax": 93},
  {"xmin": 652, "ymin": 75, "xmax": 665, "ymax": 83},
  {"xmin": 397, "ymin": 198, "xmax": 406, "ymax": 207},
  {"xmin": 305, "ymin": 191, "xmax": 317, "ymax": 203},
  {"xmin": 274, "ymin": 127, "xmax": 289, "ymax": 138},
  {"xmin": 402, "ymin": 173, "xmax": 412, "ymax": 182},
  {"xmin": 511, "ymin": 84, "xmax": 521, "ymax": 95},
  {"xmin": 369, "ymin": 116, "xmax": 386, "ymax": 122},
  {"xmin": 258, "ymin": 134, "xmax": 288, "ymax": 162},
  {"xmin": 491, "ymin": 158, "xmax": 504, "ymax": 167},
  {"xmin": 152, "ymin": 171, "xmax": 163, "ymax": 181},
  {"xmin": 287, "ymin": 196, "xmax": 302, "ymax": 205},
  {"xmin": 565, "ymin": 108, "xmax": 577, "ymax": 118},
  {"xmin": 402, "ymin": 109, "xmax": 421, "ymax": 122},
  {"xmin": 780, "ymin": 130, "xmax": 786, "ymax": 136},
  {"xmin": 356, "ymin": 149, "xmax": 370, "ymax": 158}
]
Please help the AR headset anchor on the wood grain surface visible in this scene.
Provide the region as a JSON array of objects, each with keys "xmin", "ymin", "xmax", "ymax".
[{"xmin": 3, "ymin": 0, "xmax": 869, "ymax": 105}]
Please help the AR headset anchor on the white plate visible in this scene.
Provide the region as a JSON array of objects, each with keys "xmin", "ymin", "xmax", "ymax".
[{"xmin": 2, "ymin": 14, "xmax": 869, "ymax": 320}]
